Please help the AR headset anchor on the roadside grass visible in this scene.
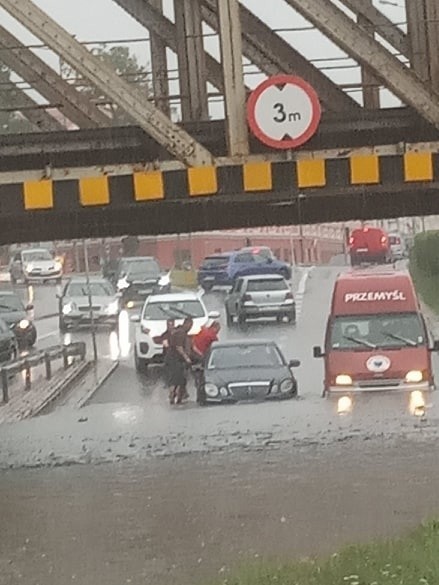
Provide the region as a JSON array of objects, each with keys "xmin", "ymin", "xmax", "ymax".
[
  {"xmin": 410, "ymin": 259, "xmax": 439, "ymax": 315},
  {"xmin": 216, "ymin": 521, "xmax": 439, "ymax": 585}
]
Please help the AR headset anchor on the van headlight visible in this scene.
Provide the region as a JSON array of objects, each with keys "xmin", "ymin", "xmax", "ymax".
[
  {"xmin": 205, "ymin": 383, "xmax": 219, "ymax": 398},
  {"xmin": 18, "ymin": 319, "xmax": 30, "ymax": 330},
  {"xmin": 54, "ymin": 260, "xmax": 62, "ymax": 271},
  {"xmin": 63, "ymin": 302, "xmax": 76, "ymax": 315},
  {"xmin": 117, "ymin": 276, "xmax": 129, "ymax": 290},
  {"xmin": 279, "ymin": 378, "xmax": 294, "ymax": 393},
  {"xmin": 158, "ymin": 273, "xmax": 170, "ymax": 287},
  {"xmin": 405, "ymin": 370, "xmax": 423, "ymax": 383},
  {"xmin": 335, "ymin": 374, "xmax": 353, "ymax": 386}
]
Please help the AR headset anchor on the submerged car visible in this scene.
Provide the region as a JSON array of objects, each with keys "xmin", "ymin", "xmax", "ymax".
[
  {"xmin": 58, "ymin": 277, "xmax": 120, "ymax": 332},
  {"xmin": 0, "ymin": 290, "xmax": 36, "ymax": 348},
  {"xmin": 115, "ymin": 257, "xmax": 170, "ymax": 307},
  {"xmin": 9, "ymin": 248, "xmax": 62, "ymax": 284},
  {"xmin": 132, "ymin": 291, "xmax": 219, "ymax": 371},
  {"xmin": 203, "ymin": 340, "xmax": 300, "ymax": 403}
]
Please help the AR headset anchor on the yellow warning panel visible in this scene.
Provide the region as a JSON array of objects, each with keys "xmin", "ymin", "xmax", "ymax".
[
  {"xmin": 404, "ymin": 152, "xmax": 433, "ymax": 182},
  {"xmin": 350, "ymin": 155, "xmax": 379, "ymax": 184},
  {"xmin": 79, "ymin": 176, "xmax": 110, "ymax": 206},
  {"xmin": 297, "ymin": 159, "xmax": 326, "ymax": 188},
  {"xmin": 243, "ymin": 162, "xmax": 273, "ymax": 192},
  {"xmin": 188, "ymin": 166, "xmax": 218, "ymax": 196},
  {"xmin": 133, "ymin": 171, "xmax": 164, "ymax": 201},
  {"xmin": 23, "ymin": 180, "xmax": 54, "ymax": 210}
]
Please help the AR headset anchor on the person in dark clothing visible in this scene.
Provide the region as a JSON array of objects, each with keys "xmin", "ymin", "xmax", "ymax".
[
  {"xmin": 166, "ymin": 318, "xmax": 193, "ymax": 405},
  {"xmin": 156, "ymin": 319, "xmax": 175, "ymax": 386}
]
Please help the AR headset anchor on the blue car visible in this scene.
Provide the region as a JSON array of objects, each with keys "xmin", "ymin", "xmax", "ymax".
[{"xmin": 198, "ymin": 247, "xmax": 291, "ymax": 291}]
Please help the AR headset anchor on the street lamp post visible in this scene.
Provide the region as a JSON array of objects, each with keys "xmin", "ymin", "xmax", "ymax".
[{"xmin": 82, "ymin": 239, "xmax": 98, "ymax": 363}]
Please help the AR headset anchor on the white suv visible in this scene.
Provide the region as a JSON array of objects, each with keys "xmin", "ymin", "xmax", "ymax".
[{"xmin": 132, "ymin": 291, "xmax": 219, "ymax": 371}]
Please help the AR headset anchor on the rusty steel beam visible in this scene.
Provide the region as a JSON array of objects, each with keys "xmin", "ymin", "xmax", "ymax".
[
  {"xmin": 0, "ymin": 25, "xmax": 110, "ymax": 129},
  {"xmin": 283, "ymin": 0, "xmax": 439, "ymax": 129},
  {"xmin": 149, "ymin": 0, "xmax": 170, "ymax": 115},
  {"xmin": 341, "ymin": 0, "xmax": 408, "ymax": 56},
  {"xmin": 114, "ymin": 0, "xmax": 226, "ymax": 93},
  {"xmin": 202, "ymin": 0, "xmax": 360, "ymax": 113},
  {"xmin": 1, "ymin": 82, "xmax": 64, "ymax": 131}
]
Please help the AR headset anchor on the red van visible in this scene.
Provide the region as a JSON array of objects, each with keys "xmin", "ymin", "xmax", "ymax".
[
  {"xmin": 349, "ymin": 227, "xmax": 391, "ymax": 266},
  {"xmin": 314, "ymin": 270, "xmax": 438, "ymax": 395}
]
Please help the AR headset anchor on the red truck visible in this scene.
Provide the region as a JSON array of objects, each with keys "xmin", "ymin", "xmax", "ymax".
[{"xmin": 348, "ymin": 227, "xmax": 391, "ymax": 266}]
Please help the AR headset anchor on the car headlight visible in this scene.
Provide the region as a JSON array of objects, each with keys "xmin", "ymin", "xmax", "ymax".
[
  {"xmin": 335, "ymin": 374, "xmax": 353, "ymax": 386},
  {"xmin": 54, "ymin": 260, "xmax": 62, "ymax": 271},
  {"xmin": 405, "ymin": 370, "xmax": 423, "ymax": 383},
  {"xmin": 271, "ymin": 383, "xmax": 279, "ymax": 394},
  {"xmin": 117, "ymin": 277, "xmax": 130, "ymax": 291},
  {"xmin": 158, "ymin": 273, "xmax": 170, "ymax": 287},
  {"xmin": 24, "ymin": 264, "xmax": 33, "ymax": 273},
  {"xmin": 18, "ymin": 319, "xmax": 30, "ymax": 330},
  {"xmin": 62, "ymin": 302, "xmax": 75, "ymax": 315},
  {"xmin": 205, "ymin": 383, "xmax": 219, "ymax": 398},
  {"xmin": 279, "ymin": 378, "xmax": 294, "ymax": 393},
  {"xmin": 106, "ymin": 300, "xmax": 119, "ymax": 315}
]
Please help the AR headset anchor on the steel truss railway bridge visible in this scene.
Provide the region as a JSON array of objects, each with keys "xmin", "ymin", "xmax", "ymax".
[{"xmin": 0, "ymin": 0, "xmax": 439, "ymax": 243}]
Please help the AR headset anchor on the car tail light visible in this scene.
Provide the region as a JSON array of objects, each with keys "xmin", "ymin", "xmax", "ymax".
[
  {"xmin": 141, "ymin": 324, "xmax": 150, "ymax": 334},
  {"xmin": 363, "ymin": 227, "xmax": 369, "ymax": 232},
  {"xmin": 243, "ymin": 294, "xmax": 252, "ymax": 302},
  {"xmin": 381, "ymin": 235, "xmax": 387, "ymax": 245},
  {"xmin": 285, "ymin": 292, "xmax": 293, "ymax": 300},
  {"xmin": 348, "ymin": 236, "xmax": 354, "ymax": 245}
]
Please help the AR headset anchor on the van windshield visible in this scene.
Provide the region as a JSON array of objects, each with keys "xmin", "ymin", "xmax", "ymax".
[{"xmin": 329, "ymin": 313, "xmax": 426, "ymax": 350}]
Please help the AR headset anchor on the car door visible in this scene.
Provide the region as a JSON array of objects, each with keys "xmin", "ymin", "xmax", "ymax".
[{"xmin": 227, "ymin": 278, "xmax": 243, "ymax": 315}]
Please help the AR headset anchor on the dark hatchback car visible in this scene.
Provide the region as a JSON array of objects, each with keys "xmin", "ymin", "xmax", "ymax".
[
  {"xmin": 0, "ymin": 317, "xmax": 18, "ymax": 363},
  {"xmin": 113, "ymin": 257, "xmax": 170, "ymax": 307},
  {"xmin": 0, "ymin": 290, "xmax": 36, "ymax": 349},
  {"xmin": 202, "ymin": 340, "xmax": 300, "ymax": 404}
]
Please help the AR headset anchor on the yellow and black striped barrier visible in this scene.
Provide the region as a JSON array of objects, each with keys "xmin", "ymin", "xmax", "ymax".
[{"xmin": 0, "ymin": 150, "xmax": 437, "ymax": 212}]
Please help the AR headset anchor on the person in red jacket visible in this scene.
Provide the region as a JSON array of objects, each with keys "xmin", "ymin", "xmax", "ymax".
[{"xmin": 192, "ymin": 321, "xmax": 221, "ymax": 405}]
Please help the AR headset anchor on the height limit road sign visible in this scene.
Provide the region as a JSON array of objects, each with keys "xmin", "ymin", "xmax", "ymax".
[{"xmin": 247, "ymin": 75, "xmax": 321, "ymax": 150}]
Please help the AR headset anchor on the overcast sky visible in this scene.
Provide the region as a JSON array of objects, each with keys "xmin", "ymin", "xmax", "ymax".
[{"xmin": 0, "ymin": 0, "xmax": 407, "ymax": 116}]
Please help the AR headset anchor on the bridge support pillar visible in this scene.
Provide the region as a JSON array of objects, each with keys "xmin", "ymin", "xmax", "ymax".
[
  {"xmin": 174, "ymin": 0, "xmax": 209, "ymax": 121},
  {"xmin": 150, "ymin": 0, "xmax": 170, "ymax": 116},
  {"xmin": 217, "ymin": 0, "xmax": 249, "ymax": 157},
  {"xmin": 358, "ymin": 0, "xmax": 380, "ymax": 109}
]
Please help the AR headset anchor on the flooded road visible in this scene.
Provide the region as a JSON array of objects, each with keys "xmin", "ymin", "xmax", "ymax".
[
  {"xmin": 2, "ymin": 265, "xmax": 439, "ymax": 584},
  {"xmin": 1, "ymin": 440, "xmax": 439, "ymax": 585}
]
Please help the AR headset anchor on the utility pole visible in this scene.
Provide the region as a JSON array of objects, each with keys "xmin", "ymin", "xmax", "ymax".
[{"xmin": 83, "ymin": 239, "xmax": 98, "ymax": 363}]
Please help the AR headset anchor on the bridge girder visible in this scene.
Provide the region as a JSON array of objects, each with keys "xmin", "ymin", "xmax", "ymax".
[
  {"xmin": 0, "ymin": 25, "xmax": 111, "ymax": 129},
  {"xmin": 0, "ymin": 0, "xmax": 215, "ymax": 166},
  {"xmin": 283, "ymin": 0, "xmax": 439, "ymax": 130},
  {"xmin": 1, "ymin": 82, "xmax": 64, "ymax": 132}
]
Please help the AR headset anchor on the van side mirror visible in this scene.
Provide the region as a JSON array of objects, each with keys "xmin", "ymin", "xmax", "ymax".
[
  {"xmin": 289, "ymin": 359, "xmax": 301, "ymax": 368},
  {"xmin": 432, "ymin": 340, "xmax": 439, "ymax": 352},
  {"xmin": 313, "ymin": 346, "xmax": 324, "ymax": 358}
]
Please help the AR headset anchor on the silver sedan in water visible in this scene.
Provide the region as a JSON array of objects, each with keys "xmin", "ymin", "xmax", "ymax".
[
  {"xmin": 202, "ymin": 340, "xmax": 300, "ymax": 403},
  {"xmin": 58, "ymin": 276, "xmax": 121, "ymax": 332}
]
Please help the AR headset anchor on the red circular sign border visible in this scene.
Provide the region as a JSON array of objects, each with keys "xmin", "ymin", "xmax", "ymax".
[{"xmin": 247, "ymin": 74, "xmax": 322, "ymax": 150}]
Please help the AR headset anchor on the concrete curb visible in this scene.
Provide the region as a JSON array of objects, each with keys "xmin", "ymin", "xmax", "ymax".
[{"xmin": 76, "ymin": 360, "xmax": 120, "ymax": 409}]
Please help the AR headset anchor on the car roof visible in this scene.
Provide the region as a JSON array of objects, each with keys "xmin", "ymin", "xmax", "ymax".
[
  {"xmin": 241, "ymin": 274, "xmax": 285, "ymax": 281},
  {"xmin": 0, "ymin": 290, "xmax": 18, "ymax": 297},
  {"xmin": 147, "ymin": 292, "xmax": 201, "ymax": 303},
  {"xmin": 120, "ymin": 256, "xmax": 157, "ymax": 261},
  {"xmin": 211, "ymin": 339, "xmax": 278, "ymax": 349},
  {"xmin": 67, "ymin": 276, "xmax": 110, "ymax": 283},
  {"xmin": 204, "ymin": 252, "xmax": 232, "ymax": 258},
  {"xmin": 21, "ymin": 248, "xmax": 51, "ymax": 253}
]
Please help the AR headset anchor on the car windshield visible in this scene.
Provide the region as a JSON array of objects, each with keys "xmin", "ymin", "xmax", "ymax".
[
  {"xmin": 201, "ymin": 256, "xmax": 229, "ymax": 268},
  {"xmin": 122, "ymin": 259, "xmax": 160, "ymax": 279},
  {"xmin": 22, "ymin": 250, "xmax": 52, "ymax": 262},
  {"xmin": 207, "ymin": 344, "xmax": 283, "ymax": 369},
  {"xmin": 143, "ymin": 300, "xmax": 205, "ymax": 320},
  {"xmin": 67, "ymin": 282, "xmax": 114, "ymax": 297},
  {"xmin": 0, "ymin": 294, "xmax": 24, "ymax": 312},
  {"xmin": 329, "ymin": 313, "xmax": 426, "ymax": 350},
  {"xmin": 247, "ymin": 279, "xmax": 287, "ymax": 292}
]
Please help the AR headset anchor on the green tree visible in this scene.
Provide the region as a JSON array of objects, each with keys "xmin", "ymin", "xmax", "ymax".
[
  {"xmin": 63, "ymin": 44, "xmax": 150, "ymax": 125},
  {"xmin": 0, "ymin": 63, "xmax": 34, "ymax": 134}
]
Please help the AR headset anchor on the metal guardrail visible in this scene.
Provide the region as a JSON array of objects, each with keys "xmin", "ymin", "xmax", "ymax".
[{"xmin": 1, "ymin": 342, "xmax": 86, "ymax": 403}]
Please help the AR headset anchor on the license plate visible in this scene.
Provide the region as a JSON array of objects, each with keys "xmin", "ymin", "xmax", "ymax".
[
  {"xmin": 138, "ymin": 290, "xmax": 152, "ymax": 295},
  {"xmin": 204, "ymin": 276, "xmax": 215, "ymax": 281},
  {"xmin": 357, "ymin": 248, "xmax": 368, "ymax": 252}
]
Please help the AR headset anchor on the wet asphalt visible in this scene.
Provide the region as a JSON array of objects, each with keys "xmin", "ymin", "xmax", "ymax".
[{"xmin": 2, "ymin": 264, "xmax": 439, "ymax": 584}]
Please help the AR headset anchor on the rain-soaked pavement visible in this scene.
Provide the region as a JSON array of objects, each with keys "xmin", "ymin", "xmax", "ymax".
[{"xmin": 2, "ymin": 264, "xmax": 439, "ymax": 584}]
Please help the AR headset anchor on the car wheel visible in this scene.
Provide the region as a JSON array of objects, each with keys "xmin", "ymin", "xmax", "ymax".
[
  {"xmin": 10, "ymin": 274, "xmax": 16, "ymax": 285},
  {"xmin": 237, "ymin": 313, "xmax": 246, "ymax": 328},
  {"xmin": 225, "ymin": 307, "xmax": 233, "ymax": 327},
  {"xmin": 134, "ymin": 348, "xmax": 148, "ymax": 373},
  {"xmin": 287, "ymin": 311, "xmax": 296, "ymax": 324}
]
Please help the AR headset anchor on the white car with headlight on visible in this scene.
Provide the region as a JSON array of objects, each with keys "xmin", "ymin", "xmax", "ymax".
[
  {"xmin": 132, "ymin": 291, "xmax": 219, "ymax": 372},
  {"xmin": 9, "ymin": 248, "xmax": 63, "ymax": 284}
]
